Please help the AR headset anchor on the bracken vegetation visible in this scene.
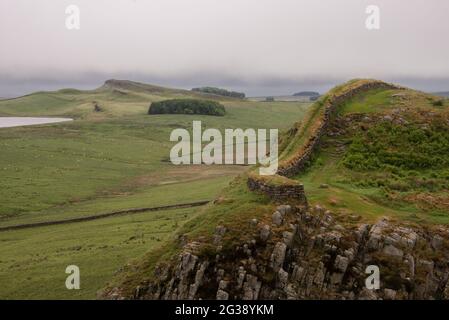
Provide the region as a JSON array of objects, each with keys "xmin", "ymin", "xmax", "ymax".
[
  {"xmin": 344, "ymin": 121, "xmax": 449, "ymax": 171},
  {"xmin": 341, "ymin": 120, "xmax": 449, "ymax": 200}
]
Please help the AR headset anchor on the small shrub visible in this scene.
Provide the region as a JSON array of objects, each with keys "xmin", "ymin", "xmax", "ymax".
[{"xmin": 432, "ymin": 99, "xmax": 444, "ymax": 107}]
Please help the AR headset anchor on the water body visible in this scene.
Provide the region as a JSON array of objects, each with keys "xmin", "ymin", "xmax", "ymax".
[{"xmin": 0, "ymin": 117, "xmax": 73, "ymax": 128}]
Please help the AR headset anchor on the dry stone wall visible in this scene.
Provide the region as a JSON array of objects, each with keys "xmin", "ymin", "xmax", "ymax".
[
  {"xmin": 247, "ymin": 177, "xmax": 307, "ymax": 204},
  {"xmin": 277, "ymin": 80, "xmax": 402, "ymax": 177},
  {"xmin": 247, "ymin": 80, "xmax": 402, "ymax": 202}
]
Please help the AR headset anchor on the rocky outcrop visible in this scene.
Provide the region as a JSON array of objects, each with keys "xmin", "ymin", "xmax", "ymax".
[{"xmin": 111, "ymin": 203, "xmax": 449, "ymax": 300}]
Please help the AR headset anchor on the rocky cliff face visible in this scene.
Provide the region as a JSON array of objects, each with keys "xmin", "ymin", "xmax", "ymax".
[{"xmin": 108, "ymin": 203, "xmax": 449, "ymax": 300}]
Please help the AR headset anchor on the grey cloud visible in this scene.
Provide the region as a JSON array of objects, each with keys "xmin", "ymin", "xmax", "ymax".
[{"xmin": 1, "ymin": 0, "xmax": 449, "ymax": 97}]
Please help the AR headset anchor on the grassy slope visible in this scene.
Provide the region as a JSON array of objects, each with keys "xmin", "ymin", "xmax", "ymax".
[
  {"xmin": 0, "ymin": 80, "xmax": 309, "ymax": 298},
  {"xmin": 103, "ymin": 176, "xmax": 277, "ymax": 297},
  {"xmin": 277, "ymin": 80, "xmax": 355, "ymax": 162},
  {"xmin": 296, "ymin": 86, "xmax": 449, "ymax": 224},
  {"xmin": 106, "ymin": 80, "xmax": 449, "ymax": 297}
]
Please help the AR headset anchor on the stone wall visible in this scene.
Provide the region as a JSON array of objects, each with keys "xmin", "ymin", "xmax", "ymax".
[
  {"xmin": 247, "ymin": 176, "xmax": 307, "ymax": 204},
  {"xmin": 247, "ymin": 80, "xmax": 401, "ymax": 202},
  {"xmin": 277, "ymin": 80, "xmax": 402, "ymax": 177}
]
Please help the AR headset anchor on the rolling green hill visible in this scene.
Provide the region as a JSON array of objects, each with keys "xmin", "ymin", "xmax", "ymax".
[
  {"xmin": 0, "ymin": 79, "xmax": 235, "ymax": 119},
  {"xmin": 4, "ymin": 78, "xmax": 449, "ymax": 300},
  {"xmin": 298, "ymin": 84, "xmax": 449, "ymax": 223},
  {"xmin": 0, "ymin": 79, "xmax": 309, "ymax": 299},
  {"xmin": 103, "ymin": 79, "xmax": 449, "ymax": 300}
]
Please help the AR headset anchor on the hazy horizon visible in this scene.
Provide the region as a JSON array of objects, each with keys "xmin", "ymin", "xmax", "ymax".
[{"xmin": 1, "ymin": 0, "xmax": 449, "ymax": 97}]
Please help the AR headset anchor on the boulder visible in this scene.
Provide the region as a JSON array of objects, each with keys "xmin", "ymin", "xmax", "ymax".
[
  {"xmin": 383, "ymin": 245, "xmax": 404, "ymax": 259},
  {"xmin": 259, "ymin": 225, "xmax": 271, "ymax": 242},
  {"xmin": 384, "ymin": 288, "xmax": 397, "ymax": 300},
  {"xmin": 216, "ymin": 289, "xmax": 229, "ymax": 300},
  {"xmin": 272, "ymin": 211, "xmax": 284, "ymax": 226},
  {"xmin": 277, "ymin": 268, "xmax": 289, "ymax": 289},
  {"xmin": 358, "ymin": 287, "xmax": 378, "ymax": 300},
  {"xmin": 283, "ymin": 231, "xmax": 294, "ymax": 246},
  {"xmin": 431, "ymin": 235, "xmax": 444, "ymax": 250},
  {"xmin": 270, "ymin": 242, "xmax": 287, "ymax": 271},
  {"xmin": 276, "ymin": 205, "xmax": 292, "ymax": 215},
  {"xmin": 334, "ymin": 255, "xmax": 349, "ymax": 273},
  {"xmin": 243, "ymin": 274, "xmax": 261, "ymax": 300},
  {"xmin": 250, "ymin": 218, "xmax": 258, "ymax": 227}
]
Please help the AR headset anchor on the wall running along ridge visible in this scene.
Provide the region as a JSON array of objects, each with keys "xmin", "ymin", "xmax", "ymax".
[{"xmin": 247, "ymin": 80, "xmax": 402, "ymax": 202}]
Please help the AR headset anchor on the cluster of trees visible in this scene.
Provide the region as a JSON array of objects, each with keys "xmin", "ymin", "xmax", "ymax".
[
  {"xmin": 192, "ymin": 87, "xmax": 245, "ymax": 99},
  {"xmin": 148, "ymin": 99, "xmax": 226, "ymax": 116}
]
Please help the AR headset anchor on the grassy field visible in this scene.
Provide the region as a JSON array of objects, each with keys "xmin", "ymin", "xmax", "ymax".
[
  {"xmin": 0, "ymin": 206, "xmax": 198, "ymax": 299},
  {"xmin": 0, "ymin": 80, "xmax": 310, "ymax": 299}
]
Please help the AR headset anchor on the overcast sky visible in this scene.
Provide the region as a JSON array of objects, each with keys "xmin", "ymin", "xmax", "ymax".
[{"xmin": 1, "ymin": 0, "xmax": 449, "ymax": 97}]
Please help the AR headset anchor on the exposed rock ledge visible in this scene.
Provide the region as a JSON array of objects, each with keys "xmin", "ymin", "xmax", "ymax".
[{"xmin": 104, "ymin": 204, "xmax": 449, "ymax": 300}]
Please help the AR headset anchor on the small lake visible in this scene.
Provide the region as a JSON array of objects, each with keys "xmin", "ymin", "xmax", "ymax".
[{"xmin": 0, "ymin": 117, "xmax": 73, "ymax": 128}]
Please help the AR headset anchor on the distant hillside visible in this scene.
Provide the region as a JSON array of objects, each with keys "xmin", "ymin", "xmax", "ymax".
[
  {"xmin": 191, "ymin": 86, "xmax": 245, "ymax": 99},
  {"xmin": 0, "ymin": 79, "xmax": 230, "ymax": 119},
  {"xmin": 293, "ymin": 91, "xmax": 320, "ymax": 97},
  {"xmin": 100, "ymin": 79, "xmax": 188, "ymax": 95},
  {"xmin": 433, "ymin": 91, "xmax": 449, "ymax": 98},
  {"xmin": 248, "ymin": 95, "xmax": 311, "ymax": 102}
]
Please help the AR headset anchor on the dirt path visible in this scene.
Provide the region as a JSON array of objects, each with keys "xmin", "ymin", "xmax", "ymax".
[{"xmin": 0, "ymin": 200, "xmax": 210, "ymax": 232}]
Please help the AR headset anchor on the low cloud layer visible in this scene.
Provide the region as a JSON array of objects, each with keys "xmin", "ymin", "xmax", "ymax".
[{"xmin": 1, "ymin": 0, "xmax": 449, "ymax": 97}]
